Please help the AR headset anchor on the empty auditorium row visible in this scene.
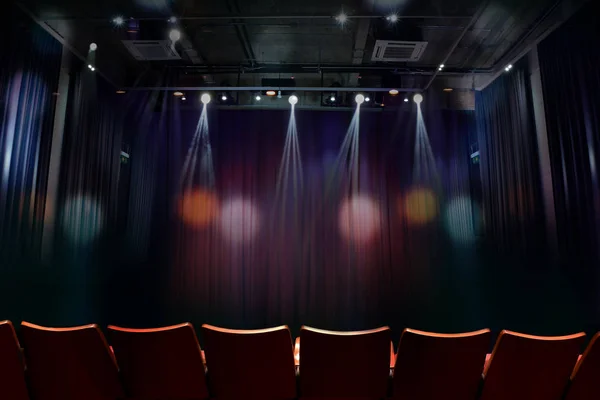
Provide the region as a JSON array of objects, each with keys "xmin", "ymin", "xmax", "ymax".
[{"xmin": 1, "ymin": 320, "xmax": 599, "ymax": 400}]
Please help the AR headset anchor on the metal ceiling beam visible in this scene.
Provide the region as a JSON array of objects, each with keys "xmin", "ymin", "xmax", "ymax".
[
  {"xmin": 225, "ymin": 0, "xmax": 257, "ymax": 66},
  {"xmin": 121, "ymin": 86, "xmax": 422, "ymax": 92},
  {"xmin": 422, "ymin": 0, "xmax": 490, "ymax": 91},
  {"xmin": 348, "ymin": 0, "xmax": 373, "ymax": 87}
]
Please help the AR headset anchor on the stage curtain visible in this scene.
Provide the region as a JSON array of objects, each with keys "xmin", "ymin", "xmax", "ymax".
[
  {"xmin": 0, "ymin": 4, "xmax": 61, "ymax": 260},
  {"xmin": 119, "ymin": 91, "xmax": 482, "ymax": 334},
  {"xmin": 538, "ymin": 4, "xmax": 600, "ymax": 319},
  {"xmin": 475, "ymin": 61, "xmax": 546, "ymax": 256}
]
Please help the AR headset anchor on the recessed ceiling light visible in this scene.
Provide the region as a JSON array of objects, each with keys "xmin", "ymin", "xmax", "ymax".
[
  {"xmin": 335, "ymin": 12, "xmax": 348, "ymax": 24},
  {"xmin": 173, "ymin": 91, "xmax": 184, "ymax": 97},
  {"xmin": 443, "ymin": 88, "xmax": 454, "ymax": 92},
  {"xmin": 389, "ymin": 89, "xmax": 399, "ymax": 96},
  {"xmin": 112, "ymin": 16, "xmax": 124, "ymax": 26},
  {"xmin": 116, "ymin": 90, "xmax": 126, "ymax": 94},
  {"xmin": 266, "ymin": 90, "xmax": 276, "ymax": 96}
]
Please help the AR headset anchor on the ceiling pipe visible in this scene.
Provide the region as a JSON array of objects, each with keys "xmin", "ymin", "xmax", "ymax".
[
  {"xmin": 121, "ymin": 86, "xmax": 422, "ymax": 92},
  {"xmin": 422, "ymin": 0, "xmax": 490, "ymax": 91}
]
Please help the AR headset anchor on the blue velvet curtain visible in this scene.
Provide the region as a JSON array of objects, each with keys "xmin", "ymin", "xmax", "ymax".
[
  {"xmin": 475, "ymin": 61, "xmax": 546, "ymax": 257},
  {"xmin": 0, "ymin": 5, "xmax": 61, "ymax": 260},
  {"xmin": 538, "ymin": 3, "xmax": 600, "ymax": 324}
]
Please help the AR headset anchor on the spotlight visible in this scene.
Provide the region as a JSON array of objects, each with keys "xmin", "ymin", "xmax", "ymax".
[
  {"xmin": 89, "ymin": 43, "xmax": 98, "ymax": 51},
  {"xmin": 173, "ymin": 91, "xmax": 184, "ymax": 97},
  {"xmin": 255, "ymin": 95, "xmax": 262, "ymax": 101},
  {"xmin": 169, "ymin": 16, "xmax": 177, "ymax": 23},
  {"xmin": 112, "ymin": 16, "xmax": 124, "ymax": 26},
  {"xmin": 330, "ymin": 95, "xmax": 336, "ymax": 102},
  {"xmin": 413, "ymin": 93, "xmax": 424, "ymax": 104},
  {"xmin": 386, "ymin": 14, "xmax": 399, "ymax": 23},
  {"xmin": 116, "ymin": 90, "xmax": 126, "ymax": 94},
  {"xmin": 505, "ymin": 64, "xmax": 513, "ymax": 72},
  {"xmin": 365, "ymin": 96, "xmax": 370, "ymax": 102},
  {"xmin": 181, "ymin": 97, "xmax": 186, "ymax": 101},
  {"xmin": 440, "ymin": 64, "xmax": 445, "ymax": 69},
  {"xmin": 289, "ymin": 95, "xmax": 298, "ymax": 105},
  {"xmin": 335, "ymin": 12, "xmax": 348, "ymax": 24},
  {"xmin": 201, "ymin": 93, "xmax": 211, "ymax": 104},
  {"xmin": 404, "ymin": 98, "xmax": 409, "ymax": 102},
  {"xmin": 88, "ymin": 64, "xmax": 93, "ymax": 69},
  {"xmin": 355, "ymin": 94, "xmax": 365, "ymax": 104},
  {"xmin": 221, "ymin": 94, "xmax": 228, "ymax": 101},
  {"xmin": 443, "ymin": 88, "xmax": 454, "ymax": 92},
  {"xmin": 389, "ymin": 89, "xmax": 399, "ymax": 96},
  {"xmin": 169, "ymin": 29, "xmax": 181, "ymax": 42},
  {"xmin": 91, "ymin": 67, "xmax": 95, "ymax": 72},
  {"xmin": 266, "ymin": 90, "xmax": 276, "ymax": 96}
]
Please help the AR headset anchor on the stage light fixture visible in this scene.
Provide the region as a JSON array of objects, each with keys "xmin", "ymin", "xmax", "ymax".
[
  {"xmin": 505, "ymin": 64, "xmax": 513, "ymax": 72},
  {"xmin": 413, "ymin": 93, "xmax": 424, "ymax": 104},
  {"xmin": 335, "ymin": 12, "xmax": 348, "ymax": 24},
  {"xmin": 365, "ymin": 96, "xmax": 371, "ymax": 102},
  {"xmin": 169, "ymin": 29, "xmax": 181, "ymax": 42},
  {"xmin": 173, "ymin": 91, "xmax": 184, "ymax": 97},
  {"xmin": 88, "ymin": 64, "xmax": 93, "ymax": 69},
  {"xmin": 387, "ymin": 14, "xmax": 399, "ymax": 23},
  {"xmin": 289, "ymin": 95, "xmax": 299, "ymax": 105},
  {"xmin": 355, "ymin": 94, "xmax": 365, "ymax": 104},
  {"xmin": 112, "ymin": 16, "xmax": 124, "ymax": 26},
  {"xmin": 330, "ymin": 95, "xmax": 336, "ymax": 102},
  {"xmin": 255, "ymin": 95, "xmax": 262, "ymax": 101},
  {"xmin": 221, "ymin": 94, "xmax": 228, "ymax": 101},
  {"xmin": 89, "ymin": 43, "xmax": 98, "ymax": 51},
  {"xmin": 389, "ymin": 89, "xmax": 399, "ymax": 96},
  {"xmin": 201, "ymin": 93, "xmax": 211, "ymax": 104},
  {"xmin": 266, "ymin": 90, "xmax": 276, "ymax": 96},
  {"xmin": 181, "ymin": 97, "xmax": 186, "ymax": 101},
  {"xmin": 169, "ymin": 16, "xmax": 177, "ymax": 23},
  {"xmin": 404, "ymin": 97, "xmax": 409, "ymax": 102},
  {"xmin": 91, "ymin": 67, "xmax": 96, "ymax": 72}
]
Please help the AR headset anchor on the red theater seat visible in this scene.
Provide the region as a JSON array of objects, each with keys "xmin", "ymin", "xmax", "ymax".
[
  {"xmin": 201, "ymin": 324, "xmax": 296, "ymax": 399},
  {"xmin": 480, "ymin": 330, "xmax": 585, "ymax": 400},
  {"xmin": 20, "ymin": 321, "xmax": 123, "ymax": 400},
  {"xmin": 298, "ymin": 326, "xmax": 391, "ymax": 399},
  {"xmin": 108, "ymin": 323, "xmax": 209, "ymax": 400},
  {"xmin": 391, "ymin": 328, "xmax": 490, "ymax": 400},
  {"xmin": 0, "ymin": 321, "xmax": 29, "ymax": 400},
  {"xmin": 565, "ymin": 332, "xmax": 600, "ymax": 400}
]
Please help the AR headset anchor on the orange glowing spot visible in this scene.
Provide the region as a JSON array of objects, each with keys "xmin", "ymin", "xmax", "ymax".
[
  {"xmin": 403, "ymin": 188, "xmax": 438, "ymax": 225},
  {"xmin": 179, "ymin": 189, "xmax": 219, "ymax": 228}
]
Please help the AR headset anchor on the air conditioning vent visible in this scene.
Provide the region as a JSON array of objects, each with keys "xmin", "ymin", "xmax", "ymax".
[
  {"xmin": 371, "ymin": 40, "xmax": 428, "ymax": 62},
  {"xmin": 122, "ymin": 40, "xmax": 181, "ymax": 61}
]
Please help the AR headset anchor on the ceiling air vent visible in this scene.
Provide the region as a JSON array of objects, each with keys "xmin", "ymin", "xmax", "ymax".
[
  {"xmin": 122, "ymin": 40, "xmax": 181, "ymax": 61},
  {"xmin": 371, "ymin": 40, "xmax": 428, "ymax": 62}
]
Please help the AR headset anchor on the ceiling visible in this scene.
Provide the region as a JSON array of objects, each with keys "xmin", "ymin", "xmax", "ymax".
[{"xmin": 16, "ymin": 0, "xmax": 586, "ymax": 105}]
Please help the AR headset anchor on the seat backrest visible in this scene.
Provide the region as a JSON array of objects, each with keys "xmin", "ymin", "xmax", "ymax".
[
  {"xmin": 299, "ymin": 326, "xmax": 391, "ymax": 398},
  {"xmin": 20, "ymin": 321, "xmax": 124, "ymax": 400},
  {"xmin": 0, "ymin": 321, "xmax": 29, "ymax": 400},
  {"xmin": 392, "ymin": 328, "xmax": 491, "ymax": 400},
  {"xmin": 108, "ymin": 323, "xmax": 209, "ymax": 400},
  {"xmin": 565, "ymin": 332, "xmax": 600, "ymax": 400},
  {"xmin": 201, "ymin": 324, "xmax": 296, "ymax": 399},
  {"xmin": 480, "ymin": 330, "xmax": 585, "ymax": 400}
]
